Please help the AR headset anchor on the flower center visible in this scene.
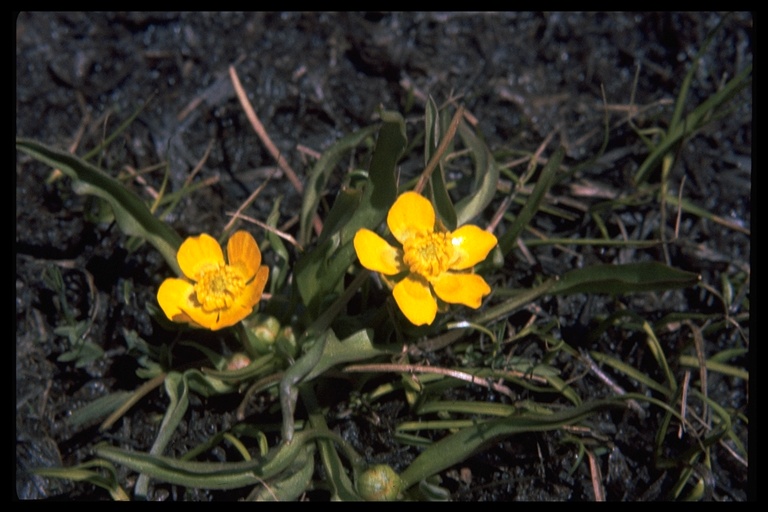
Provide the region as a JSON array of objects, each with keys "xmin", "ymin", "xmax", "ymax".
[
  {"xmin": 402, "ymin": 231, "xmax": 455, "ymax": 278},
  {"xmin": 194, "ymin": 265, "xmax": 246, "ymax": 311}
]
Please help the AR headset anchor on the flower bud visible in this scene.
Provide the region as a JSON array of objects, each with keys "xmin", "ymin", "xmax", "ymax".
[
  {"xmin": 225, "ymin": 352, "xmax": 252, "ymax": 371},
  {"xmin": 241, "ymin": 314, "xmax": 281, "ymax": 356},
  {"xmin": 357, "ymin": 464, "xmax": 402, "ymax": 501}
]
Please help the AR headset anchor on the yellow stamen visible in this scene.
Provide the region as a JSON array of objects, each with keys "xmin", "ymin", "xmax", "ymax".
[
  {"xmin": 402, "ymin": 231, "xmax": 455, "ymax": 278},
  {"xmin": 194, "ymin": 265, "xmax": 246, "ymax": 311}
]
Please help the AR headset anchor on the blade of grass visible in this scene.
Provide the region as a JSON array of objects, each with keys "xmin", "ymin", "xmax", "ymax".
[
  {"xmin": 633, "ymin": 62, "xmax": 751, "ymax": 185},
  {"xmin": 498, "ymin": 146, "xmax": 564, "ymax": 256}
]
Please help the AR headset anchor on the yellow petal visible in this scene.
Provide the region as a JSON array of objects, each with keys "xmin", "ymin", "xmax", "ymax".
[
  {"xmin": 431, "ymin": 272, "xmax": 490, "ymax": 308},
  {"xmin": 387, "ymin": 192, "xmax": 435, "ymax": 244},
  {"xmin": 157, "ymin": 278, "xmax": 198, "ymax": 324},
  {"xmin": 392, "ymin": 274, "xmax": 437, "ymax": 326},
  {"xmin": 238, "ymin": 265, "xmax": 269, "ymax": 311},
  {"xmin": 449, "ymin": 225, "xmax": 498, "ymax": 270},
  {"xmin": 227, "ymin": 230, "xmax": 262, "ymax": 278},
  {"xmin": 208, "ymin": 304, "xmax": 254, "ymax": 330},
  {"xmin": 184, "ymin": 304, "xmax": 226, "ymax": 331},
  {"xmin": 157, "ymin": 276, "xmax": 217, "ymax": 330},
  {"xmin": 177, "ymin": 233, "xmax": 225, "ymax": 280},
  {"xmin": 354, "ymin": 229, "xmax": 405, "ymax": 275}
]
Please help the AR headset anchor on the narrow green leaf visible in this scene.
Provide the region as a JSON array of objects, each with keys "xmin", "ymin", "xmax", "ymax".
[
  {"xmin": 16, "ymin": 138, "xmax": 183, "ymax": 275},
  {"xmin": 454, "ymin": 121, "xmax": 499, "ymax": 226},
  {"xmin": 67, "ymin": 391, "xmax": 134, "ymax": 428},
  {"xmin": 549, "ymin": 262, "xmax": 701, "ymax": 296},
  {"xmin": 498, "ymin": 146, "xmax": 563, "ymax": 256},
  {"xmin": 416, "ymin": 401, "xmax": 516, "ymax": 417},
  {"xmin": 642, "ymin": 321, "xmax": 677, "ymax": 395},
  {"xmin": 668, "ymin": 14, "xmax": 729, "ymax": 133},
  {"xmin": 32, "ymin": 463, "xmax": 129, "ymax": 501},
  {"xmin": 342, "ymin": 109, "xmax": 403, "ymax": 240},
  {"xmin": 303, "ymin": 388, "xmax": 365, "ymax": 501},
  {"xmin": 294, "ymin": 112, "xmax": 404, "ymax": 312},
  {"xmin": 633, "ymin": 63, "xmax": 751, "ymax": 185},
  {"xmin": 248, "ymin": 444, "xmax": 316, "ymax": 501},
  {"xmin": 425, "ymin": 97, "xmax": 457, "ymax": 230},
  {"xmin": 94, "ymin": 429, "xmax": 318, "ymax": 490},
  {"xmin": 81, "ymin": 95, "xmax": 155, "ymax": 162},
  {"xmin": 398, "ymin": 397, "xmax": 629, "ymax": 490},
  {"xmin": 135, "ymin": 371, "xmax": 190, "ymax": 498},
  {"xmin": 299, "ymin": 125, "xmax": 379, "ymax": 246},
  {"xmin": 589, "ymin": 351, "xmax": 671, "ymax": 395},
  {"xmin": 265, "ymin": 196, "xmax": 291, "ymax": 292}
]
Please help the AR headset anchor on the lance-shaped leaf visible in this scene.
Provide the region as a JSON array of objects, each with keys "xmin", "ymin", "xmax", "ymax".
[
  {"xmin": 16, "ymin": 138, "xmax": 183, "ymax": 275},
  {"xmin": 549, "ymin": 262, "xmax": 701, "ymax": 296},
  {"xmin": 295, "ymin": 111, "xmax": 404, "ymax": 312}
]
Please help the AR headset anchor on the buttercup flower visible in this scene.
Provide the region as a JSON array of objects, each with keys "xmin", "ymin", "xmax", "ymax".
[
  {"xmin": 354, "ymin": 191, "xmax": 497, "ymax": 326},
  {"xmin": 157, "ymin": 230, "xmax": 269, "ymax": 331}
]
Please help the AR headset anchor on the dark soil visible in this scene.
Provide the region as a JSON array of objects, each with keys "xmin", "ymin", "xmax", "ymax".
[{"xmin": 16, "ymin": 12, "xmax": 751, "ymax": 501}]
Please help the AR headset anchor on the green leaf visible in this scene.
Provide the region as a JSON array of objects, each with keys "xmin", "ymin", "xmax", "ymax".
[
  {"xmin": 16, "ymin": 138, "xmax": 183, "ymax": 275},
  {"xmin": 454, "ymin": 121, "xmax": 499, "ymax": 226},
  {"xmin": 498, "ymin": 146, "xmax": 563, "ymax": 256},
  {"xmin": 57, "ymin": 340, "xmax": 105, "ymax": 367},
  {"xmin": 265, "ymin": 196, "xmax": 291, "ymax": 293},
  {"xmin": 397, "ymin": 397, "xmax": 630, "ymax": 491},
  {"xmin": 302, "ymin": 388, "xmax": 365, "ymax": 501},
  {"xmin": 32, "ymin": 460, "xmax": 129, "ymax": 501},
  {"xmin": 299, "ymin": 125, "xmax": 379, "ymax": 247},
  {"xmin": 549, "ymin": 262, "xmax": 701, "ymax": 296},
  {"xmin": 294, "ymin": 112, "xmax": 404, "ymax": 313},
  {"xmin": 279, "ymin": 328, "xmax": 386, "ymax": 441},
  {"xmin": 633, "ymin": 63, "xmax": 751, "ymax": 185},
  {"xmin": 66, "ymin": 391, "xmax": 134, "ymax": 428},
  {"xmin": 94, "ymin": 429, "xmax": 319, "ymax": 490},
  {"xmin": 247, "ymin": 444, "xmax": 316, "ymax": 501},
  {"xmin": 134, "ymin": 371, "xmax": 190, "ymax": 498},
  {"xmin": 425, "ymin": 97, "xmax": 457, "ymax": 230}
]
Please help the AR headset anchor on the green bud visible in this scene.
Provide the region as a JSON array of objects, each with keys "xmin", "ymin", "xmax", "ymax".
[
  {"xmin": 275, "ymin": 326, "xmax": 298, "ymax": 360},
  {"xmin": 225, "ymin": 352, "xmax": 252, "ymax": 371},
  {"xmin": 357, "ymin": 464, "xmax": 402, "ymax": 501},
  {"xmin": 241, "ymin": 314, "xmax": 281, "ymax": 356}
]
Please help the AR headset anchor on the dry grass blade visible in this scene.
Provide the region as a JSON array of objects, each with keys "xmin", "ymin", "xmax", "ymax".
[
  {"xmin": 227, "ymin": 211, "xmax": 304, "ymax": 251},
  {"xmin": 413, "ymin": 105, "xmax": 464, "ymax": 194},
  {"xmin": 343, "ymin": 362, "xmax": 515, "ymax": 399},
  {"xmin": 586, "ymin": 448, "xmax": 606, "ymax": 501},
  {"xmin": 228, "ymin": 65, "xmax": 323, "ymax": 236}
]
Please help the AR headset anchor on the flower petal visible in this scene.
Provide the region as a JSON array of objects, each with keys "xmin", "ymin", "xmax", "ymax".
[
  {"xmin": 227, "ymin": 230, "xmax": 262, "ymax": 279},
  {"xmin": 392, "ymin": 274, "xmax": 437, "ymax": 326},
  {"xmin": 157, "ymin": 278, "xmax": 199, "ymax": 325},
  {"xmin": 157, "ymin": 276, "xmax": 217, "ymax": 330},
  {"xmin": 177, "ymin": 233, "xmax": 225, "ymax": 280},
  {"xmin": 237, "ymin": 265, "xmax": 269, "ymax": 312},
  {"xmin": 449, "ymin": 225, "xmax": 498, "ymax": 270},
  {"xmin": 354, "ymin": 229, "xmax": 405, "ymax": 275},
  {"xmin": 183, "ymin": 304, "xmax": 227, "ymax": 331},
  {"xmin": 387, "ymin": 192, "xmax": 435, "ymax": 244},
  {"xmin": 210, "ymin": 304, "xmax": 254, "ymax": 331},
  {"xmin": 431, "ymin": 272, "xmax": 491, "ymax": 308}
]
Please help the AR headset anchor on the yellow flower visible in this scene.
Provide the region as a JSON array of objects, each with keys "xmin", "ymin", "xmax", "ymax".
[
  {"xmin": 157, "ymin": 230, "xmax": 269, "ymax": 331},
  {"xmin": 354, "ymin": 191, "xmax": 497, "ymax": 326}
]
